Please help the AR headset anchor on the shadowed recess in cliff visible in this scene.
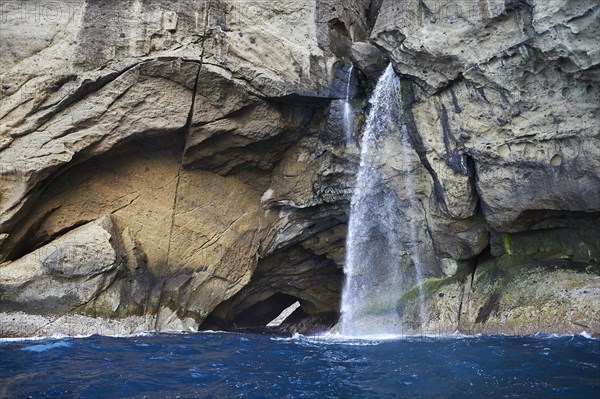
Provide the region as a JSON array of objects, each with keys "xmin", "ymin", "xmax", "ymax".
[
  {"xmin": 182, "ymin": 100, "xmax": 326, "ymax": 174},
  {"xmin": 0, "ymin": 133, "xmax": 186, "ymax": 263},
  {"xmin": 200, "ymin": 244, "xmax": 342, "ymax": 334}
]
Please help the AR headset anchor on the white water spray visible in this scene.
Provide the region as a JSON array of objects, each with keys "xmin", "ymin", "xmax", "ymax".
[{"xmin": 340, "ymin": 64, "xmax": 426, "ymax": 336}]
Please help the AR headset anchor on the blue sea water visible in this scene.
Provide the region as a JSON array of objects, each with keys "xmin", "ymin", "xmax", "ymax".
[{"xmin": 1, "ymin": 332, "xmax": 598, "ymax": 398}]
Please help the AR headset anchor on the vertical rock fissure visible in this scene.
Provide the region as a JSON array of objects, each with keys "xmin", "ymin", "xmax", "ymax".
[
  {"xmin": 455, "ymin": 281, "xmax": 466, "ymax": 331},
  {"xmin": 440, "ymin": 103, "xmax": 453, "ymax": 156},
  {"xmin": 158, "ymin": 1, "xmax": 212, "ymax": 328},
  {"xmin": 400, "ymin": 78, "xmax": 449, "ymax": 212},
  {"xmin": 164, "ymin": 64, "xmax": 201, "ymax": 277},
  {"xmin": 164, "ymin": 0, "xmax": 212, "ymax": 275},
  {"xmin": 439, "ymin": 102, "xmax": 469, "ymax": 175},
  {"xmin": 464, "ymin": 153, "xmax": 483, "ymax": 217}
]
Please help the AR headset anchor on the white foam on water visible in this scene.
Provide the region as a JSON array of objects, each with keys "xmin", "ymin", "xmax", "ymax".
[
  {"xmin": 271, "ymin": 330, "xmax": 481, "ymax": 347},
  {"xmin": 21, "ymin": 340, "xmax": 72, "ymax": 352}
]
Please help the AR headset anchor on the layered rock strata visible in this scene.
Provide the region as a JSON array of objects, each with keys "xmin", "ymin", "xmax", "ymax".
[{"xmin": 1, "ymin": 0, "xmax": 598, "ymax": 336}]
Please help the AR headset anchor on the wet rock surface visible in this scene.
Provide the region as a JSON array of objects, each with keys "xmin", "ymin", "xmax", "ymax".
[{"xmin": 1, "ymin": 0, "xmax": 598, "ymax": 336}]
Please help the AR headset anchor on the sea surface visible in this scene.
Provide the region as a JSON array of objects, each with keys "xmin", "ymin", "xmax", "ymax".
[{"xmin": 1, "ymin": 332, "xmax": 598, "ymax": 398}]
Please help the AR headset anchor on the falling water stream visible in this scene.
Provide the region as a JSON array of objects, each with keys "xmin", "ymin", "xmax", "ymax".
[
  {"xmin": 343, "ymin": 64, "xmax": 354, "ymax": 142},
  {"xmin": 341, "ymin": 64, "xmax": 426, "ymax": 337}
]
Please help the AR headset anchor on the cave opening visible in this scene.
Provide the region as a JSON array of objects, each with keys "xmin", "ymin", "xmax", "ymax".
[
  {"xmin": 266, "ymin": 301, "xmax": 301, "ymax": 327},
  {"xmin": 231, "ymin": 293, "xmax": 302, "ymax": 329}
]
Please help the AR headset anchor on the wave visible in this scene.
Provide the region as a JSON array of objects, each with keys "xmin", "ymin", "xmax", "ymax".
[
  {"xmin": 270, "ymin": 330, "xmax": 599, "ymax": 346},
  {"xmin": 21, "ymin": 340, "xmax": 72, "ymax": 352},
  {"xmin": 0, "ymin": 331, "xmax": 155, "ymax": 344},
  {"xmin": 0, "ymin": 329, "xmax": 246, "ymax": 345},
  {"xmin": 2, "ymin": 330, "xmax": 595, "ymax": 345}
]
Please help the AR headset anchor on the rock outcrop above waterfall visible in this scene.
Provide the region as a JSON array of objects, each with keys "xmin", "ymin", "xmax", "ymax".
[{"xmin": 1, "ymin": 0, "xmax": 598, "ymax": 337}]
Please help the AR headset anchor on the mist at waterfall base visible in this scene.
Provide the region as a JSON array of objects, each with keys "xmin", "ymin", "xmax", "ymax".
[
  {"xmin": 341, "ymin": 64, "xmax": 426, "ymax": 336},
  {"xmin": 2, "ymin": 332, "xmax": 598, "ymax": 398}
]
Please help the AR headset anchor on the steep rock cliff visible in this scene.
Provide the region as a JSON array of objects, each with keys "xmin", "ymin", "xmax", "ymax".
[
  {"xmin": 0, "ymin": 0, "xmax": 366, "ymax": 336},
  {"xmin": 0, "ymin": 0, "xmax": 598, "ymax": 336},
  {"xmin": 370, "ymin": 0, "xmax": 599, "ymax": 334}
]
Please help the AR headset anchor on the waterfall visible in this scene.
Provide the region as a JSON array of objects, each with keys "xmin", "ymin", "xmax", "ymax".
[
  {"xmin": 340, "ymin": 63, "xmax": 426, "ymax": 337},
  {"xmin": 343, "ymin": 64, "xmax": 354, "ymax": 142}
]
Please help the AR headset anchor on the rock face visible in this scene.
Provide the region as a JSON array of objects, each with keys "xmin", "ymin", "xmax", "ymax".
[
  {"xmin": 1, "ymin": 0, "xmax": 598, "ymax": 336},
  {"xmin": 368, "ymin": 0, "xmax": 599, "ymax": 334},
  {"xmin": 0, "ymin": 0, "xmax": 370, "ymax": 336}
]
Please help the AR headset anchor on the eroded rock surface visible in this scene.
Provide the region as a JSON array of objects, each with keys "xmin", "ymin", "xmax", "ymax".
[
  {"xmin": 1, "ymin": 0, "xmax": 598, "ymax": 336},
  {"xmin": 0, "ymin": 0, "xmax": 359, "ymax": 336},
  {"xmin": 367, "ymin": 0, "xmax": 599, "ymax": 335}
]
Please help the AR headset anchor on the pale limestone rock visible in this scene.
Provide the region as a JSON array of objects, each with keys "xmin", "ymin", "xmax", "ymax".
[
  {"xmin": 0, "ymin": 0, "xmax": 356, "ymax": 336},
  {"xmin": 349, "ymin": 42, "xmax": 386, "ymax": 79},
  {"xmin": 0, "ymin": 58, "xmax": 199, "ymax": 232},
  {"xmin": 0, "ymin": 141, "xmax": 281, "ymax": 333},
  {"xmin": 370, "ymin": 0, "xmax": 599, "ymax": 252},
  {"xmin": 0, "ymin": 312, "xmax": 157, "ymax": 338},
  {"xmin": 0, "ymin": 0, "xmax": 598, "ymax": 337},
  {"xmin": 0, "ymin": 216, "xmax": 149, "ymax": 326}
]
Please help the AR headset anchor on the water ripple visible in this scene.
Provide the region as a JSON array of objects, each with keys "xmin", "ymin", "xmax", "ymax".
[{"xmin": 0, "ymin": 333, "xmax": 598, "ymax": 398}]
